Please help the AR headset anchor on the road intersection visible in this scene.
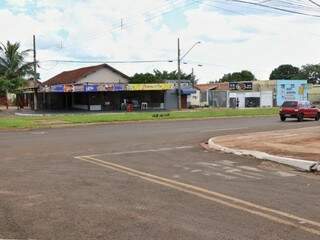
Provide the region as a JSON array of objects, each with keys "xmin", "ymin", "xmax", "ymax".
[{"xmin": 1, "ymin": 116, "xmax": 319, "ymax": 239}]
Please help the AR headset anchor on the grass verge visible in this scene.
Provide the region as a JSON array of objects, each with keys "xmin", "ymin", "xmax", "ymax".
[{"xmin": 0, "ymin": 108, "xmax": 279, "ymax": 129}]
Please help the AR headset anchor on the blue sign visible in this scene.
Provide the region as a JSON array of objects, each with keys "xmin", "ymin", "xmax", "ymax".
[
  {"xmin": 113, "ymin": 84, "xmax": 126, "ymax": 91},
  {"xmin": 276, "ymin": 80, "xmax": 308, "ymax": 106},
  {"xmin": 51, "ymin": 85, "xmax": 64, "ymax": 92},
  {"xmin": 84, "ymin": 84, "xmax": 98, "ymax": 92}
]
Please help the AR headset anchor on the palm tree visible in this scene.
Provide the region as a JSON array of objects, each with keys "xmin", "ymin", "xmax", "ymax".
[{"xmin": 0, "ymin": 41, "xmax": 33, "ymax": 93}]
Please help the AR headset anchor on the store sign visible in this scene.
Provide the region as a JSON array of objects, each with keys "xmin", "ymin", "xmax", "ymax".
[
  {"xmin": 229, "ymin": 82, "xmax": 253, "ymax": 91},
  {"xmin": 104, "ymin": 83, "xmax": 126, "ymax": 91},
  {"xmin": 51, "ymin": 84, "xmax": 64, "ymax": 92},
  {"xmin": 127, "ymin": 83, "xmax": 174, "ymax": 91},
  {"xmin": 64, "ymin": 84, "xmax": 74, "ymax": 92},
  {"xmin": 113, "ymin": 84, "xmax": 126, "ymax": 91},
  {"xmin": 166, "ymin": 80, "xmax": 192, "ymax": 88},
  {"xmin": 84, "ymin": 84, "xmax": 98, "ymax": 92},
  {"xmin": 74, "ymin": 84, "xmax": 84, "ymax": 92}
]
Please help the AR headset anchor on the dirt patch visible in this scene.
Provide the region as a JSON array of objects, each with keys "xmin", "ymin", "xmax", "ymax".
[{"xmin": 214, "ymin": 126, "xmax": 320, "ymax": 161}]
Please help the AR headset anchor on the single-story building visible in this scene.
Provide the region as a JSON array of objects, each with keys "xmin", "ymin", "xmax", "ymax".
[
  {"xmin": 189, "ymin": 80, "xmax": 311, "ymax": 108},
  {"xmin": 165, "ymin": 80, "xmax": 196, "ymax": 109},
  {"xmin": 230, "ymin": 80, "xmax": 309, "ymax": 108},
  {"xmin": 18, "ymin": 64, "xmax": 196, "ymax": 111},
  {"xmin": 16, "ymin": 79, "xmax": 42, "ymax": 110},
  {"xmin": 189, "ymin": 83, "xmax": 229, "ymax": 107},
  {"xmin": 228, "ymin": 81, "xmax": 273, "ymax": 108}
]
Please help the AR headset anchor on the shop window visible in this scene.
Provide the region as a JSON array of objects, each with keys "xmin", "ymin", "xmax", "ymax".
[{"xmin": 245, "ymin": 97, "xmax": 260, "ymax": 108}]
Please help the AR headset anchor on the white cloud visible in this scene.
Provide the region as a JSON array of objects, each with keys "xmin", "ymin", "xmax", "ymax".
[
  {"xmin": 6, "ymin": 0, "xmax": 31, "ymax": 7},
  {"xmin": 1, "ymin": 0, "xmax": 320, "ymax": 83}
]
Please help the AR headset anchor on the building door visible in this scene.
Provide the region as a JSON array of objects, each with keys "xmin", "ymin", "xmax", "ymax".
[
  {"xmin": 181, "ymin": 95, "xmax": 188, "ymax": 109},
  {"xmin": 229, "ymin": 98, "xmax": 237, "ymax": 108},
  {"xmin": 237, "ymin": 93, "xmax": 245, "ymax": 108}
]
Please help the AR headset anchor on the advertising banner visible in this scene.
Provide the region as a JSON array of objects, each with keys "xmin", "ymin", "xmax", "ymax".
[
  {"xmin": 276, "ymin": 80, "xmax": 308, "ymax": 106},
  {"xmin": 51, "ymin": 85, "xmax": 64, "ymax": 92},
  {"xmin": 104, "ymin": 83, "xmax": 126, "ymax": 91},
  {"xmin": 113, "ymin": 84, "xmax": 126, "ymax": 91},
  {"xmin": 127, "ymin": 83, "xmax": 174, "ymax": 91},
  {"xmin": 64, "ymin": 84, "xmax": 74, "ymax": 92},
  {"xmin": 229, "ymin": 82, "xmax": 253, "ymax": 91},
  {"xmin": 84, "ymin": 84, "xmax": 98, "ymax": 92},
  {"xmin": 73, "ymin": 84, "xmax": 84, "ymax": 92}
]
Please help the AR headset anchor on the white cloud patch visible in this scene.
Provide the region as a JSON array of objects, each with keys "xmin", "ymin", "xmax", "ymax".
[{"xmin": 1, "ymin": 0, "xmax": 320, "ymax": 82}]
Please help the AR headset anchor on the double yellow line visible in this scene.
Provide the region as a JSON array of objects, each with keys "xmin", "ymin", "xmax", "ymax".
[{"xmin": 75, "ymin": 155, "xmax": 320, "ymax": 236}]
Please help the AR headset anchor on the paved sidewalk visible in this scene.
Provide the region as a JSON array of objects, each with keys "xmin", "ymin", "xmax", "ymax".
[{"xmin": 213, "ymin": 126, "xmax": 320, "ymax": 161}]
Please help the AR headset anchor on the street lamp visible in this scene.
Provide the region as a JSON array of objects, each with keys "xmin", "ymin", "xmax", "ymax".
[{"xmin": 177, "ymin": 39, "xmax": 201, "ymax": 110}]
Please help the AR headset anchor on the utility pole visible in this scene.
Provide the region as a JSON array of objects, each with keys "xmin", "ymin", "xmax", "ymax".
[
  {"xmin": 191, "ymin": 67, "xmax": 195, "ymax": 87},
  {"xmin": 121, "ymin": 18, "xmax": 124, "ymax": 31},
  {"xmin": 176, "ymin": 39, "xmax": 200, "ymax": 110},
  {"xmin": 33, "ymin": 35, "xmax": 38, "ymax": 110},
  {"xmin": 177, "ymin": 38, "xmax": 181, "ymax": 110}
]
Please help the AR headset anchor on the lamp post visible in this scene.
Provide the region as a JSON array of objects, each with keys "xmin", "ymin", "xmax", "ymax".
[{"xmin": 177, "ymin": 39, "xmax": 201, "ymax": 110}]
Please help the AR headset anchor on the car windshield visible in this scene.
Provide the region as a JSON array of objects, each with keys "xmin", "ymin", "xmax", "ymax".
[{"xmin": 282, "ymin": 101, "xmax": 298, "ymax": 107}]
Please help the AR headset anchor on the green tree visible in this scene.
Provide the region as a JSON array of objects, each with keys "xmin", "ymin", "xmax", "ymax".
[
  {"xmin": 153, "ymin": 69, "xmax": 194, "ymax": 81},
  {"xmin": 130, "ymin": 69, "xmax": 195, "ymax": 84},
  {"xmin": 130, "ymin": 73, "xmax": 161, "ymax": 83},
  {"xmin": 298, "ymin": 64, "xmax": 320, "ymax": 83},
  {"xmin": 219, "ymin": 70, "xmax": 255, "ymax": 82},
  {"xmin": 0, "ymin": 41, "xmax": 33, "ymax": 93},
  {"xmin": 269, "ymin": 64, "xmax": 300, "ymax": 80}
]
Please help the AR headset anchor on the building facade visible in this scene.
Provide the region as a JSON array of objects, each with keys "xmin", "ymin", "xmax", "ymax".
[{"xmin": 19, "ymin": 64, "xmax": 197, "ymax": 111}]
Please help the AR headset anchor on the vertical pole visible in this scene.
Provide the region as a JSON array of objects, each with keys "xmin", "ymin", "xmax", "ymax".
[
  {"xmin": 33, "ymin": 35, "xmax": 38, "ymax": 110},
  {"xmin": 86, "ymin": 83, "xmax": 90, "ymax": 111},
  {"xmin": 177, "ymin": 38, "xmax": 181, "ymax": 110},
  {"xmin": 191, "ymin": 67, "xmax": 194, "ymax": 87}
]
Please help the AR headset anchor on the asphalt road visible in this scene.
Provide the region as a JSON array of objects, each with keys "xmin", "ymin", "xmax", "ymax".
[{"xmin": 1, "ymin": 116, "xmax": 320, "ymax": 240}]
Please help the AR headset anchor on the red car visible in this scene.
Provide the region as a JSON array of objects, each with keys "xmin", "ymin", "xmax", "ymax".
[{"xmin": 279, "ymin": 100, "xmax": 320, "ymax": 122}]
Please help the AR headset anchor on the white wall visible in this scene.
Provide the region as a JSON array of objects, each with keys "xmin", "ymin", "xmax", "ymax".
[
  {"xmin": 188, "ymin": 90, "xmax": 201, "ymax": 106},
  {"xmin": 78, "ymin": 68, "xmax": 128, "ymax": 84},
  {"xmin": 229, "ymin": 91, "xmax": 274, "ymax": 108},
  {"xmin": 260, "ymin": 91, "xmax": 273, "ymax": 107}
]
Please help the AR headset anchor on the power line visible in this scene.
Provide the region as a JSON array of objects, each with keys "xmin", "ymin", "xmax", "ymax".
[
  {"xmin": 224, "ymin": 0, "xmax": 320, "ymax": 17},
  {"xmin": 62, "ymin": 0, "xmax": 200, "ymax": 57},
  {"xmin": 40, "ymin": 59, "xmax": 176, "ymax": 64},
  {"xmin": 308, "ymin": 0, "xmax": 320, "ymax": 8},
  {"xmin": 66, "ymin": 0, "xmax": 195, "ymax": 45},
  {"xmin": 200, "ymin": 0, "xmax": 246, "ymax": 15}
]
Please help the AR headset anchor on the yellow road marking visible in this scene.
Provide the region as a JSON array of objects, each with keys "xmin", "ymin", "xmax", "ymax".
[{"xmin": 75, "ymin": 156, "xmax": 320, "ymax": 236}]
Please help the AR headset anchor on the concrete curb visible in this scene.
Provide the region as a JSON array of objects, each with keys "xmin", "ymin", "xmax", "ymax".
[
  {"xmin": 15, "ymin": 112, "xmax": 49, "ymax": 117},
  {"xmin": 208, "ymin": 138, "xmax": 320, "ymax": 172}
]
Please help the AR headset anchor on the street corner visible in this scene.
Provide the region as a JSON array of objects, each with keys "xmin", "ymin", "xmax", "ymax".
[{"xmin": 207, "ymin": 127, "xmax": 320, "ymax": 172}]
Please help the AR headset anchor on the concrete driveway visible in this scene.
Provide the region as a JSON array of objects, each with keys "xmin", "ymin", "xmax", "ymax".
[{"xmin": 1, "ymin": 116, "xmax": 320, "ymax": 239}]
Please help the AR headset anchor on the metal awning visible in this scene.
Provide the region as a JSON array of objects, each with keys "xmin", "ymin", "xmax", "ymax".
[{"xmin": 180, "ymin": 87, "xmax": 197, "ymax": 95}]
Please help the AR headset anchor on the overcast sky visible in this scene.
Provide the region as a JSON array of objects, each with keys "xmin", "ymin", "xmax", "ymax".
[{"xmin": 1, "ymin": 0, "xmax": 320, "ymax": 83}]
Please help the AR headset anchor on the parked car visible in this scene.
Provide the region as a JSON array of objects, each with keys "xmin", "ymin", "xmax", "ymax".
[{"xmin": 279, "ymin": 100, "xmax": 320, "ymax": 122}]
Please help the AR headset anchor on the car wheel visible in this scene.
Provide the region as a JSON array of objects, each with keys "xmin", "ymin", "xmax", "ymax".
[
  {"xmin": 297, "ymin": 114, "xmax": 304, "ymax": 122},
  {"xmin": 280, "ymin": 115, "xmax": 286, "ymax": 122},
  {"xmin": 315, "ymin": 113, "xmax": 320, "ymax": 121}
]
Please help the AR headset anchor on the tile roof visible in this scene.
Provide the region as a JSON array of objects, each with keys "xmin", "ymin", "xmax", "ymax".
[
  {"xmin": 195, "ymin": 83, "xmax": 230, "ymax": 91},
  {"xmin": 43, "ymin": 64, "xmax": 130, "ymax": 86},
  {"xmin": 195, "ymin": 83, "xmax": 218, "ymax": 91}
]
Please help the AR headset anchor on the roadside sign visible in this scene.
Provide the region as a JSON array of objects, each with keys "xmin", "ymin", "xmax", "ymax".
[
  {"xmin": 51, "ymin": 85, "xmax": 64, "ymax": 92},
  {"xmin": 84, "ymin": 84, "xmax": 98, "ymax": 92},
  {"xmin": 127, "ymin": 83, "xmax": 174, "ymax": 91},
  {"xmin": 229, "ymin": 82, "xmax": 253, "ymax": 91}
]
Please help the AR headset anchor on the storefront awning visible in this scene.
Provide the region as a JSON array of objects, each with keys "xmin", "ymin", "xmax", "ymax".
[{"xmin": 180, "ymin": 87, "xmax": 196, "ymax": 95}]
